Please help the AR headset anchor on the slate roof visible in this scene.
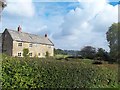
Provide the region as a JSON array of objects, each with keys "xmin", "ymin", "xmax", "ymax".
[
  {"xmin": 0, "ymin": 0, "xmax": 5, "ymax": 3},
  {"xmin": 6, "ymin": 29, "xmax": 54, "ymax": 46}
]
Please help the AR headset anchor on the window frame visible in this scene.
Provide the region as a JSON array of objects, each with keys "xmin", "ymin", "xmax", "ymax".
[
  {"xmin": 34, "ymin": 44, "xmax": 37, "ymax": 47},
  {"xmin": 18, "ymin": 52, "xmax": 22, "ymax": 57},
  {"xmin": 48, "ymin": 45, "xmax": 51, "ymax": 48},
  {"xmin": 38, "ymin": 53, "xmax": 40, "ymax": 56},
  {"xmin": 18, "ymin": 42, "xmax": 22, "ymax": 47},
  {"xmin": 29, "ymin": 43, "xmax": 32, "ymax": 47}
]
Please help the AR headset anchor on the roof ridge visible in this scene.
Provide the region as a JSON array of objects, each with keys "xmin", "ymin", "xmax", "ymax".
[
  {"xmin": 7, "ymin": 29, "xmax": 44, "ymax": 37},
  {"xmin": 5, "ymin": 29, "xmax": 54, "ymax": 46}
]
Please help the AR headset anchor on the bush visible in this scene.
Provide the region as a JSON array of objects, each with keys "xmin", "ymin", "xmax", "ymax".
[
  {"xmin": 92, "ymin": 61, "xmax": 103, "ymax": 65},
  {"xmin": 56, "ymin": 57, "xmax": 64, "ymax": 60},
  {"xmin": 45, "ymin": 51, "xmax": 49, "ymax": 58},
  {"xmin": 1, "ymin": 55, "xmax": 118, "ymax": 88},
  {"xmin": 95, "ymin": 48, "xmax": 110, "ymax": 61},
  {"xmin": 23, "ymin": 48, "xmax": 29, "ymax": 57},
  {"xmin": 65, "ymin": 55, "xmax": 83, "ymax": 59}
]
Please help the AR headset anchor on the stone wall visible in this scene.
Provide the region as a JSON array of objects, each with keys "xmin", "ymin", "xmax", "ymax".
[
  {"xmin": 12, "ymin": 41, "xmax": 54, "ymax": 58},
  {"xmin": 2, "ymin": 30, "xmax": 13, "ymax": 56}
]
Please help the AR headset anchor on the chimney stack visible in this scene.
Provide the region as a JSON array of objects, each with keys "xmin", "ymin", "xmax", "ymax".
[
  {"xmin": 45, "ymin": 34, "xmax": 47, "ymax": 37},
  {"xmin": 18, "ymin": 25, "xmax": 22, "ymax": 32}
]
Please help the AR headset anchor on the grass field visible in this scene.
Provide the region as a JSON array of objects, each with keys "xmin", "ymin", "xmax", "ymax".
[{"xmin": 0, "ymin": 54, "xmax": 119, "ymax": 89}]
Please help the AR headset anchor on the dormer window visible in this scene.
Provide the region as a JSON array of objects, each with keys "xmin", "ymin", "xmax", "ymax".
[
  {"xmin": 29, "ymin": 43, "xmax": 32, "ymax": 47},
  {"xmin": 18, "ymin": 43, "xmax": 22, "ymax": 46}
]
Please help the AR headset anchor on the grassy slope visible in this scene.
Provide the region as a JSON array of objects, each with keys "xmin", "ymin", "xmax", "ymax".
[{"xmin": 1, "ymin": 54, "xmax": 119, "ymax": 88}]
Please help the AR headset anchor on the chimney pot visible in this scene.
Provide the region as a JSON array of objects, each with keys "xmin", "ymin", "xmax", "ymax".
[
  {"xmin": 18, "ymin": 25, "xmax": 22, "ymax": 32},
  {"xmin": 45, "ymin": 34, "xmax": 47, "ymax": 37}
]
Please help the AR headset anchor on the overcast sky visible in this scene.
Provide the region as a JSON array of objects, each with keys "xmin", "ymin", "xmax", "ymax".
[{"xmin": 0, "ymin": 0, "xmax": 119, "ymax": 51}]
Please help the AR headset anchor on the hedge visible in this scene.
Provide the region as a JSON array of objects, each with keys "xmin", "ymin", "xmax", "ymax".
[{"xmin": 1, "ymin": 54, "xmax": 118, "ymax": 89}]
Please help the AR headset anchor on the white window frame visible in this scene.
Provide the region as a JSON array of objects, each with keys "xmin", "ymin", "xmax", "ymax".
[
  {"xmin": 18, "ymin": 42, "xmax": 22, "ymax": 47},
  {"xmin": 34, "ymin": 44, "xmax": 37, "ymax": 47},
  {"xmin": 18, "ymin": 52, "xmax": 22, "ymax": 57},
  {"xmin": 38, "ymin": 53, "xmax": 40, "ymax": 56},
  {"xmin": 48, "ymin": 45, "xmax": 51, "ymax": 48},
  {"xmin": 29, "ymin": 43, "xmax": 32, "ymax": 47}
]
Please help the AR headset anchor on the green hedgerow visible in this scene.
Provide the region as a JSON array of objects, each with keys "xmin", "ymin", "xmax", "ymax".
[{"xmin": 1, "ymin": 55, "xmax": 118, "ymax": 89}]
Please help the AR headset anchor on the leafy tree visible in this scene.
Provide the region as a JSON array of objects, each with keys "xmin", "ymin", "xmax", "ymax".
[
  {"xmin": 23, "ymin": 48, "xmax": 29, "ymax": 57},
  {"xmin": 54, "ymin": 48, "xmax": 80, "ymax": 56},
  {"xmin": 80, "ymin": 46, "xmax": 96, "ymax": 59},
  {"xmin": 96, "ymin": 48, "xmax": 110, "ymax": 61},
  {"xmin": 106, "ymin": 23, "xmax": 120, "ymax": 61},
  {"xmin": 54, "ymin": 48, "xmax": 67, "ymax": 55}
]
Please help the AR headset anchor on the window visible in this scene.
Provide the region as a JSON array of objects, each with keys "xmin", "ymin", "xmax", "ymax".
[
  {"xmin": 48, "ymin": 45, "xmax": 51, "ymax": 48},
  {"xmin": 18, "ymin": 53, "xmax": 22, "ymax": 56},
  {"xmin": 29, "ymin": 43, "xmax": 32, "ymax": 47},
  {"xmin": 38, "ymin": 53, "xmax": 40, "ymax": 56},
  {"xmin": 29, "ymin": 53, "xmax": 32, "ymax": 57},
  {"xmin": 35, "ymin": 44, "xmax": 37, "ymax": 47},
  {"xmin": 18, "ymin": 43, "xmax": 22, "ymax": 46},
  {"xmin": 43, "ymin": 45, "xmax": 46, "ymax": 46}
]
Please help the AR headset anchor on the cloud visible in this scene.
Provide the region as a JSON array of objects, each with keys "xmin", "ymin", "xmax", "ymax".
[
  {"xmin": 53, "ymin": 0, "xmax": 118, "ymax": 50},
  {"xmin": 37, "ymin": 2, "xmax": 79, "ymax": 18},
  {"xmin": 2, "ymin": 1, "xmax": 118, "ymax": 50},
  {"xmin": 34, "ymin": 15, "xmax": 64, "ymax": 38},
  {"xmin": 4, "ymin": 0, "xmax": 35, "ymax": 17}
]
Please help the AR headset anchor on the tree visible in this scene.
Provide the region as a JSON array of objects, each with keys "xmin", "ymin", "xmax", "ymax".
[
  {"xmin": 23, "ymin": 48, "xmax": 29, "ymax": 57},
  {"xmin": 106, "ymin": 23, "xmax": 120, "ymax": 61},
  {"xmin": 80, "ymin": 46, "xmax": 96, "ymax": 59},
  {"xmin": 96, "ymin": 48, "xmax": 110, "ymax": 61},
  {"xmin": 54, "ymin": 48, "xmax": 67, "ymax": 55}
]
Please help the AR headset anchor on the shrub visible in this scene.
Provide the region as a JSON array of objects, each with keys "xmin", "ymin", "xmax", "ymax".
[
  {"xmin": 56, "ymin": 57, "xmax": 64, "ymax": 60},
  {"xmin": 65, "ymin": 55, "xmax": 83, "ymax": 59},
  {"xmin": 96, "ymin": 48, "xmax": 110, "ymax": 61},
  {"xmin": 45, "ymin": 51, "xmax": 49, "ymax": 58},
  {"xmin": 92, "ymin": 61, "xmax": 103, "ymax": 65},
  {"xmin": 2, "ymin": 55, "xmax": 118, "ymax": 88},
  {"xmin": 23, "ymin": 48, "xmax": 29, "ymax": 57}
]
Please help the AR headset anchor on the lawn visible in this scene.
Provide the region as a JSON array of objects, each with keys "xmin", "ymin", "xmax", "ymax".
[{"xmin": 1, "ymin": 54, "xmax": 119, "ymax": 89}]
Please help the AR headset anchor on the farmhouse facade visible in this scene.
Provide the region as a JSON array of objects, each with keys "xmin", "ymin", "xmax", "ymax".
[{"xmin": 2, "ymin": 26, "xmax": 54, "ymax": 58}]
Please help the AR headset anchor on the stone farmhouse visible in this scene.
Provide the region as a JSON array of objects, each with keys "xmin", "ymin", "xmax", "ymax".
[{"xmin": 1, "ymin": 26, "xmax": 54, "ymax": 58}]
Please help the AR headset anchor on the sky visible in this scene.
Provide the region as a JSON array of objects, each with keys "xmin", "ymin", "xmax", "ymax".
[{"xmin": 0, "ymin": 0, "xmax": 119, "ymax": 51}]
